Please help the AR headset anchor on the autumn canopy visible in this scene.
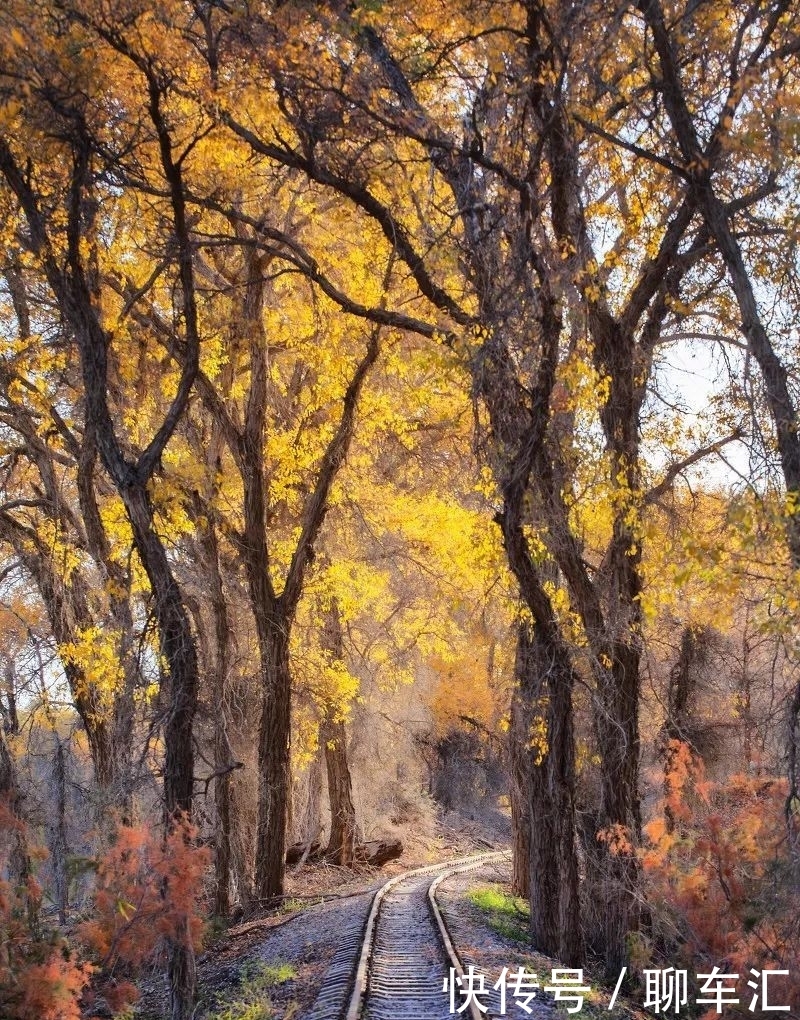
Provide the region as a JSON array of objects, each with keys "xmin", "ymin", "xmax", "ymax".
[{"xmin": 0, "ymin": 1, "xmax": 799, "ymax": 1018}]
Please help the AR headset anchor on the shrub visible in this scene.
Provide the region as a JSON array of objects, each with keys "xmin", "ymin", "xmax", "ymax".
[
  {"xmin": 79, "ymin": 815, "xmax": 210, "ymax": 1013},
  {"xmin": 642, "ymin": 741, "xmax": 800, "ymax": 1017},
  {"xmin": 0, "ymin": 802, "xmax": 91, "ymax": 1020}
]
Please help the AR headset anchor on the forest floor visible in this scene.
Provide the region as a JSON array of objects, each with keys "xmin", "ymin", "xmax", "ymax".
[{"xmin": 128, "ymin": 817, "xmax": 649, "ymax": 1020}]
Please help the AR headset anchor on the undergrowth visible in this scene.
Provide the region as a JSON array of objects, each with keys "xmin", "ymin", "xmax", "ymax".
[
  {"xmin": 467, "ymin": 884, "xmax": 530, "ymax": 943},
  {"xmin": 207, "ymin": 960, "xmax": 297, "ymax": 1020}
]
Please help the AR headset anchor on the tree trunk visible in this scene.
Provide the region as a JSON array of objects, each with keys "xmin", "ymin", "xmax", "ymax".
[
  {"xmin": 508, "ymin": 676, "xmax": 531, "ymax": 901},
  {"xmin": 663, "ymin": 625, "xmax": 703, "ymax": 832},
  {"xmin": 296, "ymin": 747, "xmax": 323, "ymax": 848},
  {"xmin": 198, "ymin": 517, "xmax": 234, "ymax": 920},
  {"xmin": 254, "ymin": 612, "xmax": 292, "ymax": 902},
  {"xmin": 2, "ymin": 659, "xmax": 19, "ymax": 736},
  {"xmin": 514, "ymin": 623, "xmax": 559, "ymax": 955},
  {"xmin": 47, "ymin": 737, "xmax": 69, "ymax": 926},
  {"xmin": 121, "ymin": 488, "xmax": 197, "ymax": 820},
  {"xmin": 513, "ymin": 618, "xmax": 583, "ymax": 965},
  {"xmin": 122, "ymin": 487, "xmax": 199, "ymax": 1020},
  {"xmin": 0, "ymin": 725, "xmax": 32, "ymax": 905},
  {"xmin": 230, "ymin": 780, "xmax": 254, "ymax": 914},
  {"xmin": 593, "ymin": 642, "xmax": 642, "ymax": 978},
  {"xmin": 320, "ymin": 599, "xmax": 357, "ymax": 867},
  {"xmin": 213, "ymin": 699, "xmax": 233, "ymax": 920},
  {"xmin": 321, "ymin": 712, "xmax": 357, "ymax": 866}
]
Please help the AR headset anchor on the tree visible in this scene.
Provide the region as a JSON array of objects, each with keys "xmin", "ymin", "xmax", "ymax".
[
  {"xmin": 587, "ymin": 0, "xmax": 800, "ymax": 818},
  {"xmin": 0, "ymin": 6, "xmax": 205, "ymax": 1012}
]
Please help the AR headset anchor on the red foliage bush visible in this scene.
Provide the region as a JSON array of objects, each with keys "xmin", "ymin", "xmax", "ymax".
[
  {"xmin": 643, "ymin": 741, "xmax": 800, "ymax": 1018},
  {"xmin": 0, "ymin": 802, "xmax": 91, "ymax": 1020},
  {"xmin": 79, "ymin": 815, "xmax": 209, "ymax": 1011},
  {"xmin": 1, "ymin": 804, "xmax": 209, "ymax": 1018}
]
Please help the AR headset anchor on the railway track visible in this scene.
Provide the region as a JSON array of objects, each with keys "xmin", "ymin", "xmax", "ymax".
[{"xmin": 305, "ymin": 850, "xmax": 508, "ymax": 1020}]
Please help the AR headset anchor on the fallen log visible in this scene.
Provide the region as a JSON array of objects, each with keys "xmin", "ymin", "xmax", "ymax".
[
  {"xmin": 285, "ymin": 837, "xmax": 403, "ymax": 868},
  {"xmin": 355, "ymin": 838, "xmax": 403, "ymax": 866},
  {"xmin": 285, "ymin": 840, "xmax": 323, "ymax": 865}
]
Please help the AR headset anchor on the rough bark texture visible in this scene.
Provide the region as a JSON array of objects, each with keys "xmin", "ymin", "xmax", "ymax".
[
  {"xmin": 321, "ymin": 712, "xmax": 357, "ymax": 867},
  {"xmin": 509, "ymin": 607, "xmax": 583, "ymax": 966},
  {"xmin": 508, "ymin": 678, "xmax": 532, "ymax": 901},
  {"xmin": 199, "ymin": 518, "xmax": 234, "ymax": 919},
  {"xmin": 320, "ymin": 600, "xmax": 357, "ymax": 867},
  {"xmin": 253, "ymin": 614, "xmax": 292, "ymax": 902}
]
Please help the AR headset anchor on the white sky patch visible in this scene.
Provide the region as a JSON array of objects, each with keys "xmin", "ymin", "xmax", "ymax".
[{"xmin": 646, "ymin": 337, "xmax": 752, "ymax": 491}]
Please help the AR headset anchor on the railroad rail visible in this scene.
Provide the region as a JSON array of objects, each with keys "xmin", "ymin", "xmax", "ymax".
[{"xmin": 344, "ymin": 850, "xmax": 508, "ymax": 1020}]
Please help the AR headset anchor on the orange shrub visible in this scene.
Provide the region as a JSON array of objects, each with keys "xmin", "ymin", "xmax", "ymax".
[
  {"xmin": 79, "ymin": 816, "xmax": 209, "ymax": 1011},
  {"xmin": 0, "ymin": 803, "xmax": 91, "ymax": 1020},
  {"xmin": 642, "ymin": 741, "xmax": 800, "ymax": 1018}
]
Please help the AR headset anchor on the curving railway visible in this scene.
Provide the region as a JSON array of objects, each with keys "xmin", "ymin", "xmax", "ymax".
[{"xmin": 305, "ymin": 851, "xmax": 521, "ymax": 1020}]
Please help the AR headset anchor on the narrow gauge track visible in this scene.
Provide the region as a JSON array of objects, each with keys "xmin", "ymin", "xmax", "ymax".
[
  {"xmin": 304, "ymin": 851, "xmax": 507, "ymax": 1020},
  {"xmin": 344, "ymin": 851, "xmax": 507, "ymax": 1020}
]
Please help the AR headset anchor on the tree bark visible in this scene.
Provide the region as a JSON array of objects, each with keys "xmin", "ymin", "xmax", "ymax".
[
  {"xmin": 508, "ymin": 673, "xmax": 531, "ymax": 901},
  {"xmin": 198, "ymin": 518, "xmax": 234, "ymax": 919},
  {"xmin": 47, "ymin": 737, "xmax": 69, "ymax": 926},
  {"xmin": 0, "ymin": 725, "xmax": 32, "ymax": 906},
  {"xmin": 319, "ymin": 600, "xmax": 357, "ymax": 867},
  {"xmin": 254, "ymin": 612, "xmax": 292, "ymax": 902},
  {"xmin": 321, "ymin": 711, "xmax": 357, "ymax": 867}
]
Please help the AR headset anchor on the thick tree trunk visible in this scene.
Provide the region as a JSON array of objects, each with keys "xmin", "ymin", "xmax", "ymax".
[
  {"xmin": 124, "ymin": 486, "xmax": 198, "ymax": 819},
  {"xmin": 513, "ymin": 619, "xmax": 583, "ymax": 965},
  {"xmin": 593, "ymin": 641, "xmax": 642, "ymax": 978},
  {"xmin": 254, "ymin": 613, "xmax": 292, "ymax": 901},
  {"xmin": 198, "ymin": 518, "xmax": 234, "ymax": 920},
  {"xmin": 550, "ymin": 647, "xmax": 583, "ymax": 967},
  {"xmin": 123, "ymin": 486, "xmax": 199, "ymax": 1020},
  {"xmin": 515, "ymin": 624, "xmax": 559, "ymax": 955},
  {"xmin": 321, "ymin": 712, "xmax": 357, "ymax": 866}
]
